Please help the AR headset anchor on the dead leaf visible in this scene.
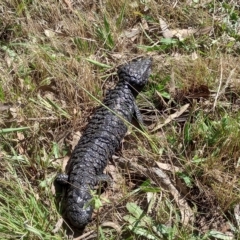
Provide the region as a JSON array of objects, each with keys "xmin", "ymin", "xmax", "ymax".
[
  {"xmin": 52, "ymin": 218, "xmax": 64, "ymax": 234},
  {"xmin": 159, "ymin": 17, "xmax": 197, "ymax": 40},
  {"xmin": 123, "ymin": 28, "xmax": 140, "ymax": 39},
  {"xmin": 53, "ymin": 155, "xmax": 69, "ymax": 172},
  {"xmin": 44, "ymin": 29, "xmax": 55, "ymax": 38},
  {"xmin": 51, "ymin": 181, "xmax": 56, "ymax": 196},
  {"xmin": 123, "ymin": 19, "xmax": 148, "ymax": 41},
  {"xmin": 71, "ymin": 131, "xmax": 81, "ymax": 150},
  {"xmin": 5, "ymin": 54, "xmax": 13, "ymax": 67},
  {"xmin": 101, "ymin": 222, "xmax": 121, "ymax": 233},
  {"xmin": 159, "ymin": 17, "xmax": 211, "ymax": 40},
  {"xmin": 129, "ymin": 1, "xmax": 139, "ymax": 8},
  {"xmin": 10, "ymin": 107, "xmax": 18, "ymax": 118},
  {"xmin": 151, "ymin": 104, "xmax": 190, "ymax": 132},
  {"xmin": 159, "ymin": 17, "xmax": 173, "ymax": 38},
  {"xmin": 155, "ymin": 161, "xmax": 181, "ymax": 172},
  {"xmin": 173, "ymin": 28, "xmax": 197, "ymax": 40},
  {"xmin": 111, "ymin": 53, "xmax": 123, "ymax": 60},
  {"xmin": 191, "ymin": 51, "xmax": 198, "ymax": 60},
  {"xmin": 61, "ymin": 155, "xmax": 69, "ymax": 172}
]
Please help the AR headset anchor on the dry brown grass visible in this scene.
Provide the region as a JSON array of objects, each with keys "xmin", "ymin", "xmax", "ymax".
[{"xmin": 1, "ymin": 0, "xmax": 240, "ymax": 239}]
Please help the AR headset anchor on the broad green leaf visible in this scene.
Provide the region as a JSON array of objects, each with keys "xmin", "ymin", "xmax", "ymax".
[
  {"xmin": 125, "ymin": 203, "xmax": 153, "ymax": 226},
  {"xmin": 177, "ymin": 172, "xmax": 193, "ymax": 188},
  {"xmin": 126, "ymin": 202, "xmax": 144, "ymax": 219},
  {"xmin": 128, "ymin": 225, "xmax": 156, "ymax": 240},
  {"xmin": 94, "ymin": 198, "xmax": 103, "ymax": 209}
]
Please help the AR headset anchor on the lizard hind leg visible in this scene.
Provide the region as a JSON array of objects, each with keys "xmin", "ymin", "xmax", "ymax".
[{"xmin": 96, "ymin": 174, "xmax": 112, "ymax": 189}]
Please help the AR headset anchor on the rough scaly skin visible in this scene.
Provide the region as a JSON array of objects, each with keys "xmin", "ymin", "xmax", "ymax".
[{"xmin": 56, "ymin": 58, "xmax": 152, "ymax": 228}]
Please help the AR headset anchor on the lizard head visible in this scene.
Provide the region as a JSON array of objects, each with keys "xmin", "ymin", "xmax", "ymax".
[{"xmin": 117, "ymin": 57, "xmax": 152, "ymax": 92}]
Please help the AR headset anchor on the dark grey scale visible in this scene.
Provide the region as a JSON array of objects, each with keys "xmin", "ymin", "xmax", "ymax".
[
  {"xmin": 90, "ymin": 143, "xmax": 107, "ymax": 156},
  {"xmin": 55, "ymin": 58, "xmax": 152, "ymax": 228},
  {"xmin": 97, "ymin": 132, "xmax": 119, "ymax": 147}
]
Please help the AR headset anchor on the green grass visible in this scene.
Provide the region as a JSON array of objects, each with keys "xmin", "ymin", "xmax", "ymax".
[
  {"xmin": 0, "ymin": 155, "xmax": 64, "ymax": 239},
  {"xmin": 1, "ymin": 0, "xmax": 240, "ymax": 239}
]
